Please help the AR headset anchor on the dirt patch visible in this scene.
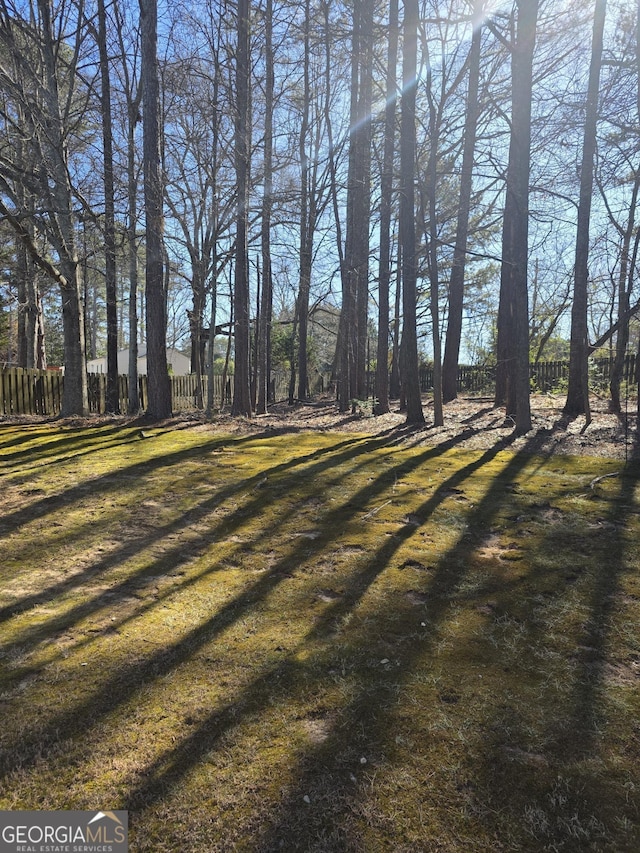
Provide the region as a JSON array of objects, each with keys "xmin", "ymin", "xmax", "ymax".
[
  {"xmin": 250, "ymin": 394, "xmax": 637, "ymax": 460},
  {"xmin": 10, "ymin": 394, "xmax": 633, "ymax": 460}
]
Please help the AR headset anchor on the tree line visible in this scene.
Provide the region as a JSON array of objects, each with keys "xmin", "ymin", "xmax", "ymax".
[{"xmin": 1, "ymin": 0, "xmax": 639, "ymax": 429}]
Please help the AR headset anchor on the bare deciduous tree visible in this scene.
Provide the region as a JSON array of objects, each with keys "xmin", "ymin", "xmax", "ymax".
[{"xmin": 0, "ymin": 0, "xmax": 88, "ymax": 414}]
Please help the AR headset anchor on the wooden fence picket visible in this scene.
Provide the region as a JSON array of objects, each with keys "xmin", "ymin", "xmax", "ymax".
[
  {"xmin": 2, "ymin": 358, "xmax": 637, "ymax": 417},
  {"xmin": 0, "ymin": 368, "xmax": 254, "ymax": 415}
]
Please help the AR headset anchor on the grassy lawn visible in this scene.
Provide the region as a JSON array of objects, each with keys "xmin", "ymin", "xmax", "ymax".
[{"xmin": 0, "ymin": 421, "xmax": 639, "ymax": 851}]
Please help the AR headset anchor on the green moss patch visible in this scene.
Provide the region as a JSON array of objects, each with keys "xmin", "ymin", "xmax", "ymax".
[{"xmin": 0, "ymin": 423, "xmax": 638, "ymax": 851}]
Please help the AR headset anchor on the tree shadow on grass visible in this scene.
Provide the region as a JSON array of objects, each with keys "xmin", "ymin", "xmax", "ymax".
[
  {"xmin": 0, "ymin": 428, "xmax": 369, "ymax": 539},
  {"xmin": 3, "ymin": 422, "xmax": 484, "ymax": 766},
  {"xmin": 6, "ymin": 417, "xmax": 632, "ymax": 850},
  {"xmin": 566, "ymin": 461, "xmax": 640, "ymax": 754},
  {"xmin": 0, "ymin": 422, "xmax": 143, "ymax": 468},
  {"xmin": 465, "ymin": 461, "xmax": 640, "ymax": 851},
  {"xmin": 0, "ymin": 423, "xmax": 501, "ymax": 787},
  {"xmin": 0, "ymin": 429, "xmax": 402, "ymax": 644},
  {"xmin": 0, "ymin": 416, "xmax": 493, "ymax": 655},
  {"xmin": 1, "ymin": 429, "xmax": 406, "ymax": 706},
  {"xmin": 120, "ymin": 425, "xmax": 634, "ymax": 853},
  {"xmin": 112, "ymin": 438, "xmax": 540, "ymax": 849},
  {"xmin": 247, "ymin": 440, "xmax": 549, "ymax": 852}
]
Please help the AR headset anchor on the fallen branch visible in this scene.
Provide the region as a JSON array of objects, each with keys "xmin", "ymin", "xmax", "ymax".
[
  {"xmin": 589, "ymin": 472, "xmax": 619, "ymax": 490},
  {"xmin": 362, "ymin": 500, "xmax": 393, "ymax": 520}
]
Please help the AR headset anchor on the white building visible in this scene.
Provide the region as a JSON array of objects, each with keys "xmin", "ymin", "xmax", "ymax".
[{"xmin": 86, "ymin": 346, "xmax": 191, "ymax": 376}]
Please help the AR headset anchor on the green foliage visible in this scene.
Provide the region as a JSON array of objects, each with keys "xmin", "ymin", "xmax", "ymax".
[
  {"xmin": 531, "ymin": 335, "xmax": 570, "ymax": 362},
  {"xmin": 270, "ymin": 321, "xmax": 295, "ymax": 371},
  {"xmin": 270, "ymin": 305, "xmax": 339, "ymax": 379},
  {"xmin": 211, "ymin": 354, "xmax": 231, "ymax": 373},
  {"xmin": 308, "ymin": 303, "xmax": 341, "ymax": 374},
  {"xmin": 0, "ymin": 235, "xmax": 14, "ymax": 362},
  {"xmin": 0, "ymin": 296, "xmax": 10, "ymax": 362},
  {"xmin": 350, "ymin": 397, "xmax": 376, "ymax": 417},
  {"xmin": 42, "ymin": 299, "xmax": 64, "ymax": 366}
]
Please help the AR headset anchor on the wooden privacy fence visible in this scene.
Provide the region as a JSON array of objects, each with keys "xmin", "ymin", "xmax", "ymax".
[
  {"xmin": 0, "ymin": 367, "xmax": 64, "ymax": 416},
  {"xmin": 528, "ymin": 355, "xmax": 637, "ymax": 391},
  {"xmin": 418, "ymin": 364, "xmax": 496, "ymax": 394},
  {"xmin": 419, "ymin": 354, "xmax": 639, "ymax": 395},
  {"xmin": 0, "ymin": 368, "xmax": 289, "ymax": 416},
  {"xmin": 3, "ymin": 358, "xmax": 638, "ymax": 416}
]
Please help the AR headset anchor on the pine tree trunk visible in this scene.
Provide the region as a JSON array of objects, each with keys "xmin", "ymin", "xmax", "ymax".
[
  {"xmin": 424, "ymin": 60, "xmax": 443, "ymax": 427},
  {"xmin": 140, "ymin": 0, "xmax": 171, "ymax": 420},
  {"xmin": 297, "ymin": 0, "xmax": 311, "ymax": 402},
  {"xmin": 610, "ymin": 176, "xmax": 640, "ymax": 413},
  {"xmin": 231, "ymin": 0, "xmax": 252, "ymax": 416},
  {"xmin": 442, "ymin": 4, "xmax": 482, "ymax": 403},
  {"xmin": 565, "ymin": 0, "xmax": 607, "ymax": 420},
  {"xmin": 494, "ymin": 0, "xmax": 537, "ymax": 435},
  {"xmin": 127, "ymin": 102, "xmax": 140, "ymax": 414},
  {"xmin": 256, "ymin": 0, "xmax": 273, "ymax": 414},
  {"xmin": 390, "ymin": 239, "xmax": 402, "ymax": 400},
  {"xmin": 354, "ymin": 0, "xmax": 374, "ymax": 402},
  {"xmin": 98, "ymin": 0, "xmax": 120, "ymax": 413},
  {"xmin": 374, "ymin": 0, "xmax": 399, "ymax": 415},
  {"xmin": 399, "ymin": 0, "xmax": 424, "ymax": 425}
]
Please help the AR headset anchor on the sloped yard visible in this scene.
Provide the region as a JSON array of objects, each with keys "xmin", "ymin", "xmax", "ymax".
[{"xmin": 0, "ymin": 407, "xmax": 639, "ymax": 851}]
